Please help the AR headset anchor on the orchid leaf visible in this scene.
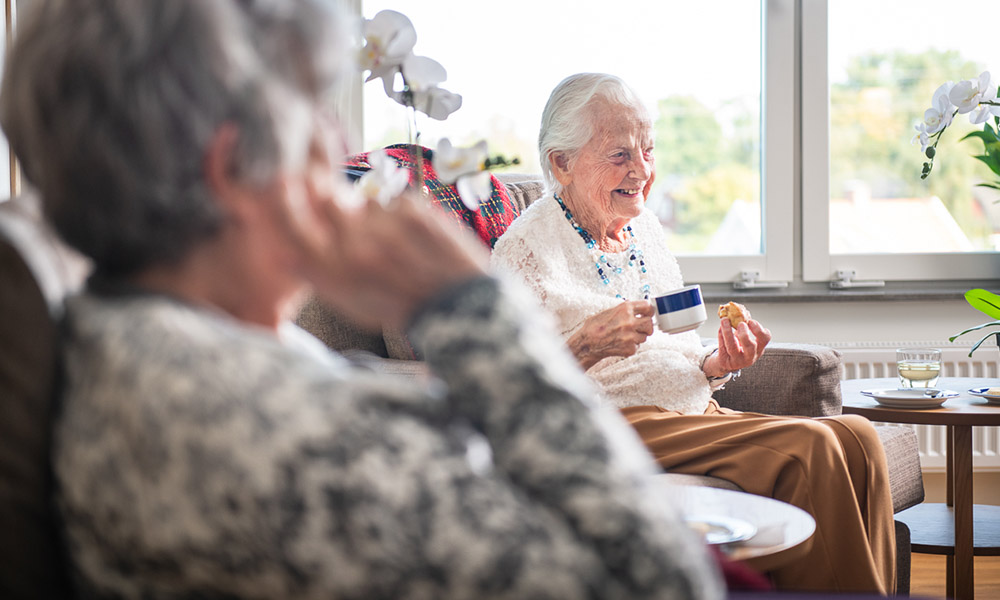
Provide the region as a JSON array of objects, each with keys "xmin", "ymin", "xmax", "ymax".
[
  {"xmin": 961, "ymin": 129, "xmax": 1000, "ymax": 158},
  {"xmin": 977, "ymin": 183, "xmax": 1000, "ymax": 190},
  {"xmin": 972, "ymin": 154, "xmax": 1000, "ymax": 177},
  {"xmin": 966, "ymin": 288, "xmax": 1000, "ymax": 319},
  {"xmin": 961, "ymin": 129, "xmax": 999, "ymax": 144},
  {"xmin": 967, "ymin": 331, "xmax": 1000, "ymax": 358},
  {"xmin": 949, "ymin": 320, "xmax": 1000, "ymax": 341},
  {"xmin": 965, "ymin": 126, "xmax": 1000, "ymax": 176}
]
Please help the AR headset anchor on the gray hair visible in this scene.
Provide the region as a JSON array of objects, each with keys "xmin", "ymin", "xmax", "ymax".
[
  {"xmin": 538, "ymin": 73, "xmax": 651, "ymax": 196},
  {"xmin": 0, "ymin": 0, "xmax": 349, "ymax": 276}
]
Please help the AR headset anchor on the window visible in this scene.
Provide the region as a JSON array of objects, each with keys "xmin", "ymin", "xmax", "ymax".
[
  {"xmin": 358, "ymin": 0, "xmax": 794, "ymax": 284},
  {"xmin": 803, "ymin": 0, "xmax": 1000, "ymax": 282},
  {"xmin": 0, "ymin": 0, "xmax": 13, "ymax": 201}
]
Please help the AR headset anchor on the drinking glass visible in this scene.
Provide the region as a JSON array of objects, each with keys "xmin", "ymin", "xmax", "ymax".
[{"xmin": 896, "ymin": 348, "xmax": 942, "ymax": 388}]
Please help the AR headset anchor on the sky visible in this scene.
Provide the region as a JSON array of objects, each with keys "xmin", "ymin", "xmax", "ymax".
[
  {"xmin": 361, "ymin": 0, "xmax": 761, "ymax": 151},
  {"xmin": 828, "ymin": 0, "xmax": 1000, "ymax": 83},
  {"xmin": 361, "ymin": 0, "xmax": 999, "ymax": 156}
]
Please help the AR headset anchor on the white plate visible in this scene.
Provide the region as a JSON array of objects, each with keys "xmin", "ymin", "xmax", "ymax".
[
  {"xmin": 685, "ymin": 515, "xmax": 757, "ymax": 545},
  {"xmin": 860, "ymin": 388, "xmax": 957, "ymax": 409},
  {"xmin": 871, "ymin": 397, "xmax": 948, "ymax": 409},
  {"xmin": 861, "ymin": 388, "xmax": 958, "ymax": 400},
  {"xmin": 968, "ymin": 388, "xmax": 1000, "ymax": 405}
]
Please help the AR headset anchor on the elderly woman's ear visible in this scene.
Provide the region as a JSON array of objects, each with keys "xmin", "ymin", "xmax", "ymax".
[{"xmin": 549, "ymin": 151, "xmax": 574, "ymax": 186}]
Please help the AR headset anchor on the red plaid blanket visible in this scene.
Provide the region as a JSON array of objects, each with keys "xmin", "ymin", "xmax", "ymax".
[{"xmin": 344, "ymin": 144, "xmax": 520, "ymax": 248}]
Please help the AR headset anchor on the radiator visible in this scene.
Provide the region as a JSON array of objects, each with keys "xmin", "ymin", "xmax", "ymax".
[{"xmin": 827, "ymin": 341, "xmax": 1000, "ymax": 472}]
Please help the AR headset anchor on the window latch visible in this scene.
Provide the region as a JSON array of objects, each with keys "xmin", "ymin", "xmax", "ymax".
[
  {"xmin": 829, "ymin": 269, "xmax": 885, "ymax": 289},
  {"xmin": 732, "ymin": 270, "xmax": 788, "ymax": 290}
]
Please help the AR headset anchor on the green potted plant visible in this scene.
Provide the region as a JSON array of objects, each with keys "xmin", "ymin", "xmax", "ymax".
[
  {"xmin": 950, "ymin": 289, "xmax": 1000, "ymax": 356},
  {"xmin": 915, "ymin": 72, "xmax": 1000, "ymax": 356}
]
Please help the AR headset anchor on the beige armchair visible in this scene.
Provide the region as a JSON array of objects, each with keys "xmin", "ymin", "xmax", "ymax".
[{"xmin": 295, "ymin": 174, "xmax": 924, "ymax": 593}]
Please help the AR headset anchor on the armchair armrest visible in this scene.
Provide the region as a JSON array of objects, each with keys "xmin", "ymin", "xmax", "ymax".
[{"xmin": 712, "ymin": 343, "xmax": 842, "ymax": 417}]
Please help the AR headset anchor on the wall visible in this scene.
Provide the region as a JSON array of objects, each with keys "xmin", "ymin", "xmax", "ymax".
[
  {"xmin": 923, "ymin": 472, "xmax": 1000, "ymax": 505},
  {"xmin": 695, "ymin": 298, "xmax": 985, "ymax": 348}
]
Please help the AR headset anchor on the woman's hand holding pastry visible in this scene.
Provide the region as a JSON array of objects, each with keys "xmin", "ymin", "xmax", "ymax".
[
  {"xmin": 568, "ymin": 301, "xmax": 656, "ymax": 370},
  {"xmin": 703, "ymin": 318, "xmax": 772, "ymax": 378}
]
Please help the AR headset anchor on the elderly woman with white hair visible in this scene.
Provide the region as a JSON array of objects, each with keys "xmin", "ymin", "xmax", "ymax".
[
  {"xmin": 491, "ymin": 73, "xmax": 897, "ymax": 595},
  {"xmin": 0, "ymin": 3, "xmax": 727, "ymax": 598}
]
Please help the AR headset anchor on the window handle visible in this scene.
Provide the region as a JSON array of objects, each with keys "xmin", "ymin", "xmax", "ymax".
[
  {"xmin": 733, "ymin": 270, "xmax": 789, "ymax": 290},
  {"xmin": 829, "ymin": 269, "xmax": 885, "ymax": 289}
]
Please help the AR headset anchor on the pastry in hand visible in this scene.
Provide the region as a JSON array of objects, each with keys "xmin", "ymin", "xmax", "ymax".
[{"xmin": 718, "ymin": 301, "xmax": 751, "ymax": 328}]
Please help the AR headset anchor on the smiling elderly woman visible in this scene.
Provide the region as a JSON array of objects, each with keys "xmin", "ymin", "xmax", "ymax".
[
  {"xmin": 0, "ymin": 5, "xmax": 725, "ymax": 598},
  {"xmin": 491, "ymin": 73, "xmax": 896, "ymax": 595}
]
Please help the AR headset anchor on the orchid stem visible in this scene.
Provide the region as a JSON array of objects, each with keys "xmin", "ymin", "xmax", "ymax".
[
  {"xmin": 406, "ymin": 105, "xmax": 425, "ymax": 196},
  {"xmin": 406, "ymin": 103, "xmax": 418, "ymax": 146},
  {"xmin": 414, "ymin": 133, "xmax": 425, "ymax": 197}
]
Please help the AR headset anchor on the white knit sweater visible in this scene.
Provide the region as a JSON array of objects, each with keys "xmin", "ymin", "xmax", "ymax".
[{"xmin": 491, "ymin": 194, "xmax": 715, "ymax": 415}]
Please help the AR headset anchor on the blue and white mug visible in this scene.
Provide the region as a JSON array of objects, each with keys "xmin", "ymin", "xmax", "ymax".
[{"xmin": 654, "ymin": 284, "xmax": 708, "ymax": 334}]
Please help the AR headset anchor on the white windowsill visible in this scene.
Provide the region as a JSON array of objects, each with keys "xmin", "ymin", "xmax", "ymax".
[{"xmin": 697, "ymin": 280, "xmax": 997, "ymax": 304}]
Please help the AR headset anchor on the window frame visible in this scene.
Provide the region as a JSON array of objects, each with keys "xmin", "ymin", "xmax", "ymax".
[
  {"xmin": 678, "ymin": 0, "xmax": 795, "ymax": 284},
  {"xmin": 351, "ymin": 0, "xmax": 794, "ymax": 285},
  {"xmin": 351, "ymin": 0, "xmax": 1000, "ymax": 287},
  {"xmin": 2, "ymin": 0, "xmax": 15, "ymax": 199},
  {"xmin": 800, "ymin": 0, "xmax": 1000, "ymax": 283}
]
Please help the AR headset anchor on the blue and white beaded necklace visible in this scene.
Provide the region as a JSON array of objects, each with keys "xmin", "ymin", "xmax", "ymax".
[{"xmin": 555, "ymin": 193, "xmax": 650, "ymax": 301}]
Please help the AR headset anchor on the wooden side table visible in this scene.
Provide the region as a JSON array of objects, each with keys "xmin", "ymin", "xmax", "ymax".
[{"xmin": 842, "ymin": 377, "xmax": 1000, "ymax": 600}]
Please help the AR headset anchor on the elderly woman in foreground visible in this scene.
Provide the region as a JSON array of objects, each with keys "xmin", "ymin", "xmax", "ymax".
[
  {"xmin": 0, "ymin": 3, "xmax": 724, "ymax": 598},
  {"xmin": 491, "ymin": 73, "xmax": 896, "ymax": 595}
]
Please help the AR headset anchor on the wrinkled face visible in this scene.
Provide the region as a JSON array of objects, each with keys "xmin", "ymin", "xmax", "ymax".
[{"xmin": 560, "ymin": 99, "xmax": 655, "ymax": 227}]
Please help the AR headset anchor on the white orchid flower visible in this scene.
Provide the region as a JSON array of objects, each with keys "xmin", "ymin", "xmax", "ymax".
[
  {"xmin": 969, "ymin": 72, "xmax": 1000, "ymax": 125},
  {"xmin": 434, "ymin": 138, "xmax": 487, "ymax": 182},
  {"xmin": 456, "ymin": 172, "xmax": 493, "ymax": 211},
  {"xmin": 401, "ymin": 55, "xmax": 447, "ymax": 92},
  {"xmin": 356, "ymin": 149, "xmax": 409, "ymax": 206},
  {"xmin": 949, "ymin": 71, "xmax": 992, "ymax": 114},
  {"xmin": 434, "ymin": 139, "xmax": 490, "ymax": 210},
  {"xmin": 380, "ymin": 53, "xmax": 460, "ymax": 119},
  {"xmin": 912, "ymin": 123, "xmax": 930, "ymax": 152},
  {"xmin": 360, "ymin": 10, "xmax": 417, "ymax": 89},
  {"xmin": 404, "ymin": 86, "xmax": 463, "ymax": 121},
  {"xmin": 923, "ymin": 81, "xmax": 955, "ymax": 134},
  {"xmin": 380, "ymin": 55, "xmax": 449, "ymax": 99}
]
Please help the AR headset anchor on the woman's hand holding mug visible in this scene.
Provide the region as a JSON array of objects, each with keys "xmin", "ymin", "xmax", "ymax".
[{"xmin": 568, "ymin": 300, "xmax": 656, "ymax": 370}]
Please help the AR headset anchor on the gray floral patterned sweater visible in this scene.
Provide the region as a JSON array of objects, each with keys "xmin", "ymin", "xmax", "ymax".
[{"xmin": 54, "ymin": 277, "xmax": 721, "ymax": 599}]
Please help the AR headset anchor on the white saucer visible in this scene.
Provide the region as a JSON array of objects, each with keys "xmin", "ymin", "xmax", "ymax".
[
  {"xmin": 967, "ymin": 388, "xmax": 1000, "ymax": 405},
  {"xmin": 860, "ymin": 388, "xmax": 957, "ymax": 409},
  {"xmin": 685, "ymin": 515, "xmax": 757, "ymax": 545},
  {"xmin": 871, "ymin": 396, "xmax": 949, "ymax": 409}
]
